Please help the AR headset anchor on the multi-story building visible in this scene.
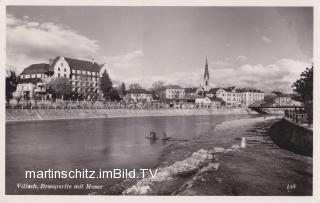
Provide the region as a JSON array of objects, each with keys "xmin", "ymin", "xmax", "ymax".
[
  {"xmin": 14, "ymin": 63, "xmax": 49, "ymax": 99},
  {"xmin": 206, "ymin": 86, "xmax": 264, "ymax": 107},
  {"xmin": 16, "ymin": 56, "xmax": 106, "ymax": 99},
  {"xmin": 125, "ymin": 89, "xmax": 153, "ymax": 103},
  {"xmin": 159, "ymin": 85, "xmax": 185, "ymax": 101}
]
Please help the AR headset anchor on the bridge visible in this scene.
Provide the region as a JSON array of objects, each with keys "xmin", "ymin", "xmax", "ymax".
[{"xmin": 248, "ymin": 96, "xmax": 303, "ymax": 114}]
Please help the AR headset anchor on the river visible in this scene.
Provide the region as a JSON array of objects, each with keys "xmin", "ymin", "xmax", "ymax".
[{"xmin": 6, "ymin": 114, "xmax": 259, "ymax": 195}]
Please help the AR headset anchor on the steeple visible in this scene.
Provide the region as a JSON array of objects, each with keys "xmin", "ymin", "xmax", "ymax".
[
  {"xmin": 204, "ymin": 57, "xmax": 209, "ymax": 80},
  {"xmin": 204, "ymin": 57, "xmax": 210, "ymax": 91}
]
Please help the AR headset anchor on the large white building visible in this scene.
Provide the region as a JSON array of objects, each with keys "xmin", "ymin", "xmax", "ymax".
[
  {"xmin": 207, "ymin": 86, "xmax": 264, "ymax": 107},
  {"xmin": 15, "ymin": 56, "xmax": 107, "ymax": 100}
]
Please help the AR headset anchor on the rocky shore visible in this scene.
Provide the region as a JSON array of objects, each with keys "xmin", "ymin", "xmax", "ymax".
[{"xmin": 109, "ymin": 116, "xmax": 312, "ymax": 195}]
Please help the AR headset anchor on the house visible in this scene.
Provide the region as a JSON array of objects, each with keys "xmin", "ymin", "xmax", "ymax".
[
  {"xmin": 16, "ymin": 56, "xmax": 106, "ymax": 100},
  {"xmin": 125, "ymin": 89, "xmax": 153, "ymax": 103},
  {"xmin": 195, "ymin": 96, "xmax": 223, "ymax": 108},
  {"xmin": 159, "ymin": 85, "xmax": 185, "ymax": 101}
]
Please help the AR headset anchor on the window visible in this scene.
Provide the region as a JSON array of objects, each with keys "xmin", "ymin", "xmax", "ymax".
[
  {"xmin": 61, "ymin": 62, "xmax": 63, "ymax": 66},
  {"xmin": 64, "ymin": 68, "xmax": 66, "ymax": 72},
  {"xmin": 77, "ymin": 70, "xmax": 81, "ymax": 74},
  {"xmin": 58, "ymin": 68, "xmax": 60, "ymax": 71},
  {"xmin": 72, "ymin": 70, "xmax": 76, "ymax": 73},
  {"xmin": 64, "ymin": 74, "xmax": 66, "ymax": 77},
  {"xmin": 58, "ymin": 73, "xmax": 60, "ymax": 77}
]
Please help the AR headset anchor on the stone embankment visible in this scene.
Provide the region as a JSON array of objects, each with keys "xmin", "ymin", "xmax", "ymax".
[
  {"xmin": 116, "ymin": 116, "xmax": 312, "ymax": 196},
  {"xmin": 269, "ymin": 118, "xmax": 313, "ymax": 156},
  {"xmin": 6, "ymin": 108, "xmax": 256, "ymax": 122}
]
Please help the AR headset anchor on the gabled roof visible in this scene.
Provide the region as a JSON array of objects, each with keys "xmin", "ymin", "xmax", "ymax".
[
  {"xmin": 21, "ymin": 63, "xmax": 49, "ymax": 75},
  {"xmin": 127, "ymin": 88, "xmax": 151, "ymax": 94},
  {"xmin": 208, "ymin": 88, "xmax": 223, "ymax": 94},
  {"xmin": 64, "ymin": 57, "xmax": 102, "ymax": 72},
  {"xmin": 184, "ymin": 87, "xmax": 198, "ymax": 93},
  {"xmin": 48, "ymin": 56, "xmax": 103, "ymax": 72}
]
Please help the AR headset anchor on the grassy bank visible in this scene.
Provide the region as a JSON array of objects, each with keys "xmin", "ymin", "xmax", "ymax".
[{"xmin": 6, "ymin": 108, "xmax": 257, "ymax": 122}]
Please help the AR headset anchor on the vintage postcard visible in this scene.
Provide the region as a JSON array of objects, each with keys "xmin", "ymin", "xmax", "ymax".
[{"xmin": 1, "ymin": 0, "xmax": 319, "ymax": 203}]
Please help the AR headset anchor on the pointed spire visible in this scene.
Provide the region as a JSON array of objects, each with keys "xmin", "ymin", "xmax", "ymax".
[{"xmin": 204, "ymin": 57, "xmax": 209, "ymax": 80}]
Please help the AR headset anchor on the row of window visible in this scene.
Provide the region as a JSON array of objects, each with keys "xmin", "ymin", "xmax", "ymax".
[
  {"xmin": 21, "ymin": 74, "xmax": 45, "ymax": 79},
  {"xmin": 71, "ymin": 69, "xmax": 99, "ymax": 76},
  {"xmin": 71, "ymin": 75, "xmax": 99, "ymax": 81},
  {"xmin": 71, "ymin": 81, "xmax": 99, "ymax": 87}
]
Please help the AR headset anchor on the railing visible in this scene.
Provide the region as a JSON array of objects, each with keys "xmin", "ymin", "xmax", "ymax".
[{"xmin": 284, "ymin": 109, "xmax": 309, "ymax": 125}]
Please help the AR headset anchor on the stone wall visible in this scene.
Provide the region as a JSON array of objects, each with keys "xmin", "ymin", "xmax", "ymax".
[{"xmin": 269, "ymin": 118, "xmax": 312, "ymax": 156}]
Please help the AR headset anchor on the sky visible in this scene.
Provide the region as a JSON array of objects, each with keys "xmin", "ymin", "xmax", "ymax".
[{"xmin": 6, "ymin": 6, "xmax": 313, "ymax": 93}]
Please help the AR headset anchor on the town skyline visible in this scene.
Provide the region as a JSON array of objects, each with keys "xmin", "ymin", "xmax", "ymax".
[{"xmin": 6, "ymin": 6, "xmax": 313, "ymax": 93}]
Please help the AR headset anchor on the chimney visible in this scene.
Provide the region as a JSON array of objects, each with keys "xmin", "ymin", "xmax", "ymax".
[{"xmin": 91, "ymin": 58, "xmax": 95, "ymax": 64}]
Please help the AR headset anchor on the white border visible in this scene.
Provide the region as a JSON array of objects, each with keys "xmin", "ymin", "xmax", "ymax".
[{"xmin": 0, "ymin": 1, "xmax": 319, "ymax": 203}]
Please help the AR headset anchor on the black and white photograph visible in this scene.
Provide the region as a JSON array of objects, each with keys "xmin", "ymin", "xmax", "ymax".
[{"xmin": 2, "ymin": 1, "xmax": 318, "ymax": 202}]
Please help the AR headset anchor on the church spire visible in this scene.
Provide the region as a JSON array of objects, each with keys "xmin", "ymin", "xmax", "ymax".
[
  {"xmin": 204, "ymin": 57, "xmax": 210, "ymax": 91},
  {"xmin": 204, "ymin": 57, "xmax": 209, "ymax": 80}
]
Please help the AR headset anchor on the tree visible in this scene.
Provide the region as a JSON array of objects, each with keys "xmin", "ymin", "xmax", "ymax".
[
  {"xmin": 6, "ymin": 70, "xmax": 19, "ymax": 105},
  {"xmin": 292, "ymin": 65, "xmax": 313, "ymax": 124},
  {"xmin": 99, "ymin": 70, "xmax": 113, "ymax": 100},
  {"xmin": 48, "ymin": 77, "xmax": 72, "ymax": 99},
  {"xmin": 129, "ymin": 83, "xmax": 142, "ymax": 90},
  {"xmin": 151, "ymin": 80, "xmax": 165, "ymax": 100},
  {"xmin": 118, "ymin": 82, "xmax": 126, "ymax": 98}
]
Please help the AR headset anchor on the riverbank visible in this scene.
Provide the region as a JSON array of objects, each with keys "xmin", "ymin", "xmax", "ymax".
[
  {"xmin": 6, "ymin": 108, "xmax": 257, "ymax": 122},
  {"xmin": 111, "ymin": 116, "xmax": 312, "ymax": 195}
]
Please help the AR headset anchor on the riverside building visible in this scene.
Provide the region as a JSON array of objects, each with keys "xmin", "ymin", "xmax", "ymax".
[{"xmin": 15, "ymin": 56, "xmax": 107, "ymax": 100}]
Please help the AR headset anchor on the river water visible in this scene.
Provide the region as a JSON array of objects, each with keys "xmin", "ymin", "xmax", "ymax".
[{"xmin": 6, "ymin": 114, "xmax": 258, "ymax": 194}]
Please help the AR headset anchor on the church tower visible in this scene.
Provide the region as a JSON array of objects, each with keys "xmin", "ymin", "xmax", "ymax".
[{"xmin": 204, "ymin": 57, "xmax": 210, "ymax": 91}]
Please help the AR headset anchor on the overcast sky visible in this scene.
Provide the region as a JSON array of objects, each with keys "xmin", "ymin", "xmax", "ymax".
[{"xmin": 6, "ymin": 6, "xmax": 313, "ymax": 93}]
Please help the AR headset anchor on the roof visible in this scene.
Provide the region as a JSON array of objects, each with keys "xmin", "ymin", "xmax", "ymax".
[
  {"xmin": 21, "ymin": 63, "xmax": 49, "ymax": 75},
  {"xmin": 64, "ymin": 57, "xmax": 102, "ymax": 72},
  {"xmin": 236, "ymin": 87, "xmax": 263, "ymax": 93},
  {"xmin": 48, "ymin": 56, "xmax": 103, "ymax": 72},
  {"xmin": 184, "ymin": 87, "xmax": 198, "ymax": 93},
  {"xmin": 48, "ymin": 57, "xmax": 60, "ymax": 72},
  {"xmin": 127, "ymin": 89, "xmax": 151, "ymax": 94},
  {"xmin": 208, "ymin": 88, "xmax": 221, "ymax": 94},
  {"xmin": 161, "ymin": 85, "xmax": 183, "ymax": 90}
]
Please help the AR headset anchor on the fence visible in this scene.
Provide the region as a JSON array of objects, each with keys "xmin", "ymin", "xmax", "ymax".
[
  {"xmin": 284, "ymin": 109, "xmax": 309, "ymax": 125},
  {"xmin": 6, "ymin": 99, "xmax": 236, "ymax": 110}
]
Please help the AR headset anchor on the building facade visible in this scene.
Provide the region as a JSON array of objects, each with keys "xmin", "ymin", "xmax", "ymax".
[
  {"xmin": 159, "ymin": 85, "xmax": 185, "ymax": 101},
  {"xmin": 16, "ymin": 56, "xmax": 106, "ymax": 100},
  {"xmin": 206, "ymin": 86, "xmax": 264, "ymax": 107},
  {"xmin": 125, "ymin": 89, "xmax": 153, "ymax": 103}
]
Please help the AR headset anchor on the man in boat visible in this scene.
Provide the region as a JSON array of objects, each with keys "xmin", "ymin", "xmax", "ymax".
[
  {"xmin": 162, "ymin": 131, "xmax": 167, "ymax": 140},
  {"xmin": 149, "ymin": 131, "xmax": 157, "ymax": 140}
]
